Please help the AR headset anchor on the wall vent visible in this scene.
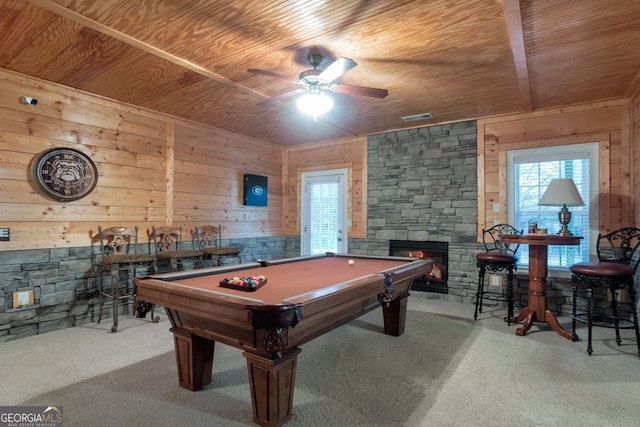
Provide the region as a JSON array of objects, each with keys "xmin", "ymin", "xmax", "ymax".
[{"xmin": 400, "ymin": 112, "xmax": 434, "ymax": 122}]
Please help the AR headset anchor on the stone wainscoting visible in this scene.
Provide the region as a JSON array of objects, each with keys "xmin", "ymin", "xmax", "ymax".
[{"xmin": 0, "ymin": 237, "xmax": 285, "ymax": 342}]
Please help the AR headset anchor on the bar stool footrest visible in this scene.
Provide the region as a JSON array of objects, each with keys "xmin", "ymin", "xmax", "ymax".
[{"xmin": 572, "ymin": 312, "xmax": 637, "ymax": 329}]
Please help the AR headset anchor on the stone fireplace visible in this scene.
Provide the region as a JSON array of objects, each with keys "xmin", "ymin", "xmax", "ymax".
[
  {"xmin": 358, "ymin": 120, "xmax": 480, "ymax": 302},
  {"xmin": 389, "ymin": 240, "xmax": 449, "ymax": 294}
]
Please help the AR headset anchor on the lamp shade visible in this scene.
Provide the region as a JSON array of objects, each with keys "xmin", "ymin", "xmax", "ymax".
[{"xmin": 538, "ymin": 178, "xmax": 585, "ymax": 207}]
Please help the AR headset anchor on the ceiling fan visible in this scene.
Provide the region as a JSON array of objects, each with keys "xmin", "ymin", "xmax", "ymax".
[{"xmin": 247, "ymin": 47, "xmax": 389, "ymax": 105}]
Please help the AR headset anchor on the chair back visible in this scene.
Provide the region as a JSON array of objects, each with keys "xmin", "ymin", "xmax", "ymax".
[
  {"xmin": 482, "ymin": 223, "xmax": 522, "ymax": 256},
  {"xmin": 194, "ymin": 225, "xmax": 222, "ymax": 249},
  {"xmin": 98, "ymin": 226, "xmax": 139, "ymax": 257},
  {"xmin": 151, "ymin": 225, "xmax": 185, "ymax": 253},
  {"xmin": 596, "ymin": 227, "xmax": 640, "ymax": 272}
]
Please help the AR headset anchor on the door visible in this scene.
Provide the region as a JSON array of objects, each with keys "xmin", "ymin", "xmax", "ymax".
[{"xmin": 300, "ymin": 168, "xmax": 348, "ymax": 255}]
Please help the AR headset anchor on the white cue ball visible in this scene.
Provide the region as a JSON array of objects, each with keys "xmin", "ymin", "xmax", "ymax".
[{"xmin": 348, "ymin": 259, "xmax": 355, "ymax": 266}]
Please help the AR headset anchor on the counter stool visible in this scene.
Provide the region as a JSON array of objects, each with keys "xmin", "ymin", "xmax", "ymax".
[
  {"xmin": 474, "ymin": 224, "xmax": 522, "ymax": 324},
  {"xmin": 194, "ymin": 225, "xmax": 240, "ymax": 266},
  {"xmin": 97, "ymin": 226, "xmax": 158, "ymax": 332},
  {"xmin": 569, "ymin": 227, "xmax": 640, "ymax": 357},
  {"xmin": 151, "ymin": 225, "xmax": 204, "ymax": 272}
]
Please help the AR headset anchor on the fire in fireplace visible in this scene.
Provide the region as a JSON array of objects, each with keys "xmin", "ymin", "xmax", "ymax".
[{"xmin": 389, "ymin": 240, "xmax": 448, "ymax": 294}]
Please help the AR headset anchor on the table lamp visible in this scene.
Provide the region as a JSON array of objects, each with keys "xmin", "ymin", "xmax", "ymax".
[{"xmin": 538, "ymin": 178, "xmax": 585, "ymax": 237}]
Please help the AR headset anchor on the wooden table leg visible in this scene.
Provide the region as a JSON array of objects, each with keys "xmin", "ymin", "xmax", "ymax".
[
  {"xmin": 171, "ymin": 328, "xmax": 215, "ymax": 391},
  {"xmin": 381, "ymin": 292, "xmax": 409, "ymax": 336},
  {"xmin": 512, "ymin": 244, "xmax": 572, "ymax": 340},
  {"xmin": 510, "ymin": 306, "xmax": 534, "ymax": 336},
  {"xmin": 508, "ymin": 305, "xmax": 530, "ymax": 324},
  {"xmin": 243, "ymin": 349, "xmax": 301, "ymax": 427},
  {"xmin": 544, "ymin": 309, "xmax": 573, "ymax": 340}
]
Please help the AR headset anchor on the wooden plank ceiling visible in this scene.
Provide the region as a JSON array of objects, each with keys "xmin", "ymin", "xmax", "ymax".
[{"xmin": 1, "ymin": 0, "xmax": 639, "ymax": 146}]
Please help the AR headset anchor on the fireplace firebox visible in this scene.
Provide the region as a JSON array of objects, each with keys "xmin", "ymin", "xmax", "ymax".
[{"xmin": 389, "ymin": 240, "xmax": 448, "ymax": 294}]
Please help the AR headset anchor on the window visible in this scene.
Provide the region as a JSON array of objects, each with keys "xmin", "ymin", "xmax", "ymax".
[{"xmin": 507, "ymin": 143, "xmax": 599, "ymax": 269}]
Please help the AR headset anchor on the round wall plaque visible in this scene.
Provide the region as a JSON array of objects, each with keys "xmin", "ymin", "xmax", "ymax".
[{"xmin": 32, "ymin": 148, "xmax": 98, "ymax": 202}]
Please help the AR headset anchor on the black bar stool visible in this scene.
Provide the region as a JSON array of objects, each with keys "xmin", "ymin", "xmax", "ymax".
[
  {"xmin": 474, "ymin": 224, "xmax": 522, "ymax": 324},
  {"xmin": 569, "ymin": 227, "xmax": 640, "ymax": 357}
]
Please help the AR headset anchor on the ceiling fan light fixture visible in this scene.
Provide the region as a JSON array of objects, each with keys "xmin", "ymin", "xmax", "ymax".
[{"xmin": 296, "ymin": 91, "xmax": 334, "ymax": 118}]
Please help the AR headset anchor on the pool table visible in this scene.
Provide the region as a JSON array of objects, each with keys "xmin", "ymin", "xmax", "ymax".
[{"xmin": 134, "ymin": 253, "xmax": 432, "ymax": 427}]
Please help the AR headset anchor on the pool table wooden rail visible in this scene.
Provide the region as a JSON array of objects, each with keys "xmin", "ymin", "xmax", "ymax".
[
  {"xmin": 136, "ymin": 259, "xmax": 430, "ymax": 356},
  {"xmin": 135, "ymin": 277, "xmax": 263, "ymax": 352}
]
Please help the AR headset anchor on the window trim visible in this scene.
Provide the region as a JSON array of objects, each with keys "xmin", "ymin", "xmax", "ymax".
[{"xmin": 506, "ymin": 142, "xmax": 600, "ymax": 274}]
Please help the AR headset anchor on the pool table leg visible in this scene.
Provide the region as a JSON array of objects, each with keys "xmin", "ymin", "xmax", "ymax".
[
  {"xmin": 381, "ymin": 292, "xmax": 409, "ymax": 336},
  {"xmin": 171, "ymin": 328, "xmax": 215, "ymax": 391},
  {"xmin": 243, "ymin": 349, "xmax": 301, "ymax": 427}
]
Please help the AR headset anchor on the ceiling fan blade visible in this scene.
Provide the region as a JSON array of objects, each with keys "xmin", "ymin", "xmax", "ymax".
[
  {"xmin": 331, "ymin": 84, "xmax": 389, "ymax": 99},
  {"xmin": 247, "ymin": 69, "xmax": 296, "ymax": 82},
  {"xmin": 318, "ymin": 57, "xmax": 357, "ymax": 83}
]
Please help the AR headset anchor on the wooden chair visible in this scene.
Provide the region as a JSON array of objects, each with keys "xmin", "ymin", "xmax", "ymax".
[
  {"xmin": 570, "ymin": 227, "xmax": 640, "ymax": 357},
  {"xmin": 97, "ymin": 226, "xmax": 158, "ymax": 332},
  {"xmin": 150, "ymin": 225, "xmax": 204, "ymax": 272},
  {"xmin": 474, "ymin": 224, "xmax": 522, "ymax": 324},
  {"xmin": 193, "ymin": 225, "xmax": 240, "ymax": 266}
]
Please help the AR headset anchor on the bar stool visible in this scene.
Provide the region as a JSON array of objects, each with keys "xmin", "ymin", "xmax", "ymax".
[
  {"xmin": 193, "ymin": 225, "xmax": 240, "ymax": 266},
  {"xmin": 97, "ymin": 226, "xmax": 158, "ymax": 332},
  {"xmin": 474, "ymin": 224, "xmax": 522, "ymax": 324},
  {"xmin": 569, "ymin": 227, "xmax": 640, "ymax": 357},
  {"xmin": 150, "ymin": 225, "xmax": 204, "ymax": 272}
]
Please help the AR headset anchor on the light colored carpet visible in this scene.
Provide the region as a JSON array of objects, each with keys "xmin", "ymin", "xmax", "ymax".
[{"xmin": 2, "ymin": 295, "xmax": 640, "ymax": 426}]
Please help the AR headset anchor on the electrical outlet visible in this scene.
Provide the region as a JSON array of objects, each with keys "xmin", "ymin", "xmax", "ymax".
[
  {"xmin": 12, "ymin": 289, "xmax": 34, "ymax": 307},
  {"xmin": 489, "ymin": 274, "xmax": 502, "ymax": 287},
  {"xmin": 493, "ymin": 203, "xmax": 500, "ymax": 213},
  {"xmin": 17, "ymin": 291, "xmax": 30, "ymax": 305}
]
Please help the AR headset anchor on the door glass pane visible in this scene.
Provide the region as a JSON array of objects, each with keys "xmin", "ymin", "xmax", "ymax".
[{"xmin": 309, "ymin": 181, "xmax": 339, "ymax": 254}]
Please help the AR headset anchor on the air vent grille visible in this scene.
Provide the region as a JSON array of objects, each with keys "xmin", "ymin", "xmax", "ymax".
[{"xmin": 401, "ymin": 112, "xmax": 434, "ymax": 122}]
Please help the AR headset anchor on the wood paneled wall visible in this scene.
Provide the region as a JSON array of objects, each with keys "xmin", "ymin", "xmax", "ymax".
[
  {"xmin": 632, "ymin": 90, "xmax": 640, "ymax": 224},
  {"xmin": 173, "ymin": 123, "xmax": 283, "ymax": 237},
  {"xmin": 0, "ymin": 69, "xmax": 283, "ymax": 251},
  {"xmin": 477, "ymin": 99, "xmax": 633, "ymax": 239},
  {"xmin": 283, "ymin": 137, "xmax": 368, "ymax": 238}
]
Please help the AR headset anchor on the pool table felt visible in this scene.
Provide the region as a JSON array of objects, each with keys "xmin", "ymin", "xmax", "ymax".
[{"xmin": 161, "ymin": 257, "xmax": 414, "ymax": 305}]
